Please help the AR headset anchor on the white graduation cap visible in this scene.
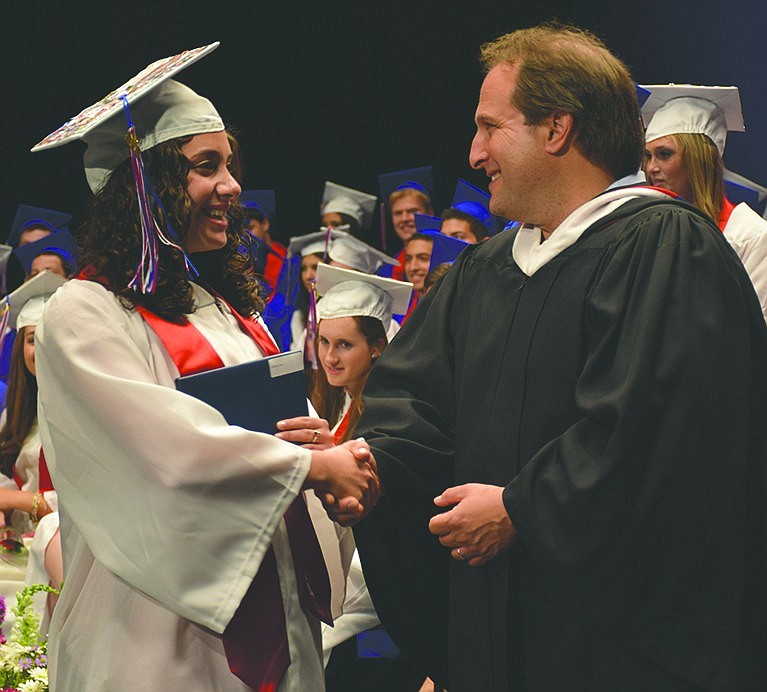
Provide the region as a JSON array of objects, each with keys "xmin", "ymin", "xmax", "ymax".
[
  {"xmin": 4, "ymin": 270, "xmax": 67, "ymax": 330},
  {"xmin": 640, "ymin": 84, "xmax": 744, "ymax": 156},
  {"xmin": 287, "ymin": 228, "xmax": 353, "ymax": 258},
  {"xmin": 321, "ymin": 181, "xmax": 378, "ymax": 230},
  {"xmin": 315, "ymin": 263, "xmax": 412, "ymax": 332},
  {"xmin": 31, "ymin": 43, "xmax": 223, "ymax": 192},
  {"xmin": 327, "ymin": 235, "xmax": 399, "ymax": 274}
]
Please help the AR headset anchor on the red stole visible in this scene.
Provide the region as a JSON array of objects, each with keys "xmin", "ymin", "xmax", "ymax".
[
  {"xmin": 718, "ymin": 197, "xmax": 736, "ymax": 231},
  {"xmin": 401, "ymin": 290, "xmax": 421, "ymax": 325},
  {"xmin": 263, "ymin": 242, "xmax": 287, "ymax": 294},
  {"xmin": 38, "ymin": 449, "xmax": 54, "ymax": 493},
  {"xmin": 392, "ymin": 247, "xmax": 406, "ymax": 281},
  {"xmin": 78, "ymin": 270, "xmax": 331, "ymax": 692}
]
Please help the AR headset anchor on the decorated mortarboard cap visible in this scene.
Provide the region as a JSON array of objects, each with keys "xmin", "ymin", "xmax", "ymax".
[
  {"xmin": 422, "ymin": 231, "xmax": 470, "ymax": 271},
  {"xmin": 378, "ymin": 166, "xmax": 435, "ymax": 205},
  {"xmin": 414, "ymin": 213, "xmax": 442, "ymax": 233},
  {"xmin": 315, "ymin": 263, "xmax": 413, "ymax": 331},
  {"xmin": 287, "ymin": 228, "xmax": 351, "ymax": 258},
  {"xmin": 321, "ymin": 181, "xmax": 378, "ymax": 230},
  {"xmin": 640, "ymin": 84, "xmax": 744, "ymax": 156},
  {"xmin": 31, "ymin": 42, "xmax": 223, "ymax": 192},
  {"xmin": 327, "ymin": 234, "xmax": 398, "ymax": 274},
  {"xmin": 7, "ymin": 205, "xmax": 73, "ymax": 246},
  {"xmin": 13, "ymin": 227, "xmax": 79, "ymax": 276},
  {"xmin": 4, "ymin": 270, "xmax": 67, "ymax": 331}
]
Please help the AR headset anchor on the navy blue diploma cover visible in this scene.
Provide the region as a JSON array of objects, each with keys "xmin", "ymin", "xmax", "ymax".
[{"xmin": 175, "ymin": 350, "xmax": 308, "ymax": 433}]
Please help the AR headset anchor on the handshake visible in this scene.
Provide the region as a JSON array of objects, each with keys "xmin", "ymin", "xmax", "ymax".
[{"xmin": 277, "ymin": 416, "xmax": 379, "ymax": 527}]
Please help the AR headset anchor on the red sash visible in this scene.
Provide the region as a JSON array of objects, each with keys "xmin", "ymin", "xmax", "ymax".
[
  {"xmin": 718, "ymin": 196, "xmax": 736, "ymax": 231},
  {"xmin": 78, "ymin": 271, "xmax": 331, "ymax": 691},
  {"xmin": 38, "ymin": 448, "xmax": 54, "ymax": 493}
]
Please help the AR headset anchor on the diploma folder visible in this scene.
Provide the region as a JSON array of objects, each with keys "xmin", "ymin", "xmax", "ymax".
[{"xmin": 175, "ymin": 350, "xmax": 308, "ymax": 433}]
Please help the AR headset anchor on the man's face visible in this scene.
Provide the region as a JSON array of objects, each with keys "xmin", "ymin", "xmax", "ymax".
[
  {"xmin": 30, "ymin": 253, "xmax": 67, "ymax": 279},
  {"xmin": 18, "ymin": 227, "xmax": 52, "ymax": 247},
  {"xmin": 247, "ymin": 217, "xmax": 270, "ymax": 242},
  {"xmin": 441, "ymin": 218, "xmax": 479, "ymax": 244},
  {"xmin": 404, "ymin": 238, "xmax": 433, "ymax": 292},
  {"xmin": 469, "ymin": 64, "xmax": 548, "ymax": 222},
  {"xmin": 391, "ymin": 193, "xmax": 428, "ymax": 243}
]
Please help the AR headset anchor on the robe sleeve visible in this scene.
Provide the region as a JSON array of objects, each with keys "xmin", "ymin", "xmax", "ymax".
[
  {"xmin": 352, "ymin": 258, "xmax": 471, "ymax": 684},
  {"xmin": 35, "ymin": 280, "xmax": 311, "ymax": 633}
]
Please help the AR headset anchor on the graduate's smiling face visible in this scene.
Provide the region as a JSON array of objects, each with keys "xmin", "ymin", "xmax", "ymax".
[
  {"xmin": 317, "ymin": 317, "xmax": 380, "ymax": 396},
  {"xmin": 643, "ymin": 136, "xmax": 694, "ymax": 202},
  {"xmin": 405, "ymin": 238, "xmax": 433, "ymax": 292},
  {"xmin": 182, "ymin": 132, "xmax": 241, "ymax": 253},
  {"xmin": 391, "ymin": 193, "xmax": 429, "ymax": 243},
  {"xmin": 469, "ymin": 63, "xmax": 550, "ymax": 222}
]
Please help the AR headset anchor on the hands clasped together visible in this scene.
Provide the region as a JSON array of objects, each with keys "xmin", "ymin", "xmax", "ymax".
[
  {"xmin": 279, "ymin": 416, "xmax": 380, "ymax": 526},
  {"xmin": 428, "ymin": 483, "xmax": 518, "ymax": 567}
]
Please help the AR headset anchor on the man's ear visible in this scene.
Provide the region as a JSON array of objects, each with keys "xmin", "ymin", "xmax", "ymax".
[{"xmin": 543, "ymin": 112, "xmax": 575, "ymax": 154}]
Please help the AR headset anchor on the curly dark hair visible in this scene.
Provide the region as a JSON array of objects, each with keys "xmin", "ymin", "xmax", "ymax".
[{"xmin": 77, "ymin": 129, "xmax": 264, "ymax": 322}]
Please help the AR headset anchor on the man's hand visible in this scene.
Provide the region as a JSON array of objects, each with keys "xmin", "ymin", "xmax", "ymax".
[{"xmin": 428, "ymin": 483, "xmax": 517, "ymax": 566}]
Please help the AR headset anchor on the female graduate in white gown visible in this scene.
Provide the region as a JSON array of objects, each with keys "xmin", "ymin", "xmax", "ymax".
[
  {"xmin": 31, "ymin": 44, "xmax": 378, "ymax": 692},
  {"xmin": 641, "ymin": 83, "xmax": 767, "ymax": 321},
  {"xmin": 276, "ymin": 264, "xmax": 425, "ymax": 689}
]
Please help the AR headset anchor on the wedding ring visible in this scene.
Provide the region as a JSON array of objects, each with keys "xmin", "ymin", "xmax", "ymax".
[
  {"xmin": 312, "ymin": 430, "xmax": 321, "ymax": 444},
  {"xmin": 455, "ymin": 547, "xmax": 465, "ymax": 561}
]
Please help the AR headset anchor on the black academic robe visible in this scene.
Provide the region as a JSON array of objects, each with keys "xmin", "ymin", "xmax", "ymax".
[{"xmin": 353, "ymin": 196, "xmax": 767, "ymax": 692}]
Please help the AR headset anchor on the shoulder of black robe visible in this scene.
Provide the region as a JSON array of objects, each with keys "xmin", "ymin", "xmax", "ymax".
[
  {"xmin": 355, "ymin": 195, "xmax": 767, "ymax": 691},
  {"xmin": 502, "ymin": 197, "xmax": 767, "ymax": 690}
]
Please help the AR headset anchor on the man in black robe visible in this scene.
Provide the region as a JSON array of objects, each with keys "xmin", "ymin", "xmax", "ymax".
[{"xmin": 350, "ymin": 22, "xmax": 767, "ymax": 692}]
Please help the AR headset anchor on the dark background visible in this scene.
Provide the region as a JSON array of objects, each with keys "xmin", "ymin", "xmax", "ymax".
[{"xmin": 6, "ymin": 0, "xmax": 765, "ymax": 250}]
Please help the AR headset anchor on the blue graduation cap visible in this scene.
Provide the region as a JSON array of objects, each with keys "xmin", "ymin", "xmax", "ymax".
[
  {"xmin": 378, "ymin": 166, "xmax": 435, "ymax": 205},
  {"xmin": 13, "ymin": 227, "xmax": 79, "ymax": 276},
  {"xmin": 422, "ymin": 230, "xmax": 471, "ymax": 271},
  {"xmin": 7, "ymin": 204, "xmax": 73, "ymax": 246},
  {"xmin": 449, "ymin": 178, "xmax": 510, "ymax": 235},
  {"xmin": 414, "ymin": 213, "xmax": 442, "ymax": 233},
  {"xmin": 635, "ymin": 84, "xmax": 651, "ymax": 110},
  {"xmin": 450, "ymin": 178, "xmax": 493, "ymax": 227},
  {"xmin": 240, "ymin": 190, "xmax": 276, "ymax": 223}
]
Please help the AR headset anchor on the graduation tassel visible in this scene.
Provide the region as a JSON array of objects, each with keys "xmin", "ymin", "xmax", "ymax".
[
  {"xmin": 0, "ymin": 303, "xmax": 10, "ymax": 359},
  {"xmin": 120, "ymin": 95, "xmax": 198, "ymax": 294},
  {"xmin": 306, "ymin": 277, "xmax": 319, "ymax": 371}
]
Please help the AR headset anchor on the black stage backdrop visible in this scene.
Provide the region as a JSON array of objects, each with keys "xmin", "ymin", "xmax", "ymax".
[{"xmin": 5, "ymin": 0, "xmax": 766, "ymax": 250}]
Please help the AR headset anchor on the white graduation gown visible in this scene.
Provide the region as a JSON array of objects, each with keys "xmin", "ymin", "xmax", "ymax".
[
  {"xmin": 36, "ymin": 280, "xmax": 325, "ymax": 692},
  {"xmin": 722, "ymin": 201, "xmax": 767, "ymax": 322}
]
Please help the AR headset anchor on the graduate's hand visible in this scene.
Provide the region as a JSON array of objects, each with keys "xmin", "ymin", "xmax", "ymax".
[
  {"xmin": 306, "ymin": 439, "xmax": 380, "ymax": 526},
  {"xmin": 275, "ymin": 416, "xmax": 334, "ymax": 449},
  {"xmin": 429, "ymin": 483, "xmax": 517, "ymax": 567}
]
